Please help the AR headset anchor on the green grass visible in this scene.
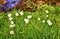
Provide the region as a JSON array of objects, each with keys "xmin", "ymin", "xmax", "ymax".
[{"xmin": 0, "ymin": 4, "xmax": 60, "ymax": 39}]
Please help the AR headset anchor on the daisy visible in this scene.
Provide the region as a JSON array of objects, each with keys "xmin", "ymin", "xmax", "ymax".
[
  {"xmin": 9, "ymin": 17, "xmax": 13, "ymax": 21},
  {"xmin": 38, "ymin": 18, "xmax": 40, "ymax": 20},
  {"xmin": 46, "ymin": 10, "xmax": 49, "ymax": 14},
  {"xmin": 9, "ymin": 24, "xmax": 15, "ymax": 28},
  {"xmin": 24, "ymin": 18, "xmax": 29, "ymax": 24},
  {"xmin": 46, "ymin": 15, "xmax": 48, "ymax": 18},
  {"xmin": 27, "ymin": 15, "xmax": 32, "ymax": 19},
  {"xmin": 42, "ymin": 20, "xmax": 45, "ymax": 23},
  {"xmin": 47, "ymin": 20, "xmax": 52, "ymax": 25},
  {"xmin": 20, "ymin": 11, "xmax": 24, "ymax": 16},
  {"xmin": 10, "ymin": 21, "xmax": 14, "ymax": 25},
  {"xmin": 10, "ymin": 31, "xmax": 14, "ymax": 34},
  {"xmin": 15, "ymin": 13, "xmax": 19, "ymax": 16},
  {"xmin": 8, "ymin": 14, "xmax": 12, "ymax": 18}
]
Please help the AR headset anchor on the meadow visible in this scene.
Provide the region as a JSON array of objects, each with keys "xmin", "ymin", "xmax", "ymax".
[{"xmin": 0, "ymin": 4, "xmax": 60, "ymax": 39}]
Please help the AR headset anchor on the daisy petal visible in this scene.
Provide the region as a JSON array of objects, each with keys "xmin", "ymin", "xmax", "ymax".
[
  {"xmin": 46, "ymin": 10, "xmax": 49, "ymax": 14},
  {"xmin": 47, "ymin": 20, "xmax": 52, "ymax": 25},
  {"xmin": 9, "ymin": 24, "xmax": 15, "ymax": 28},
  {"xmin": 42, "ymin": 20, "xmax": 45, "ymax": 23},
  {"xmin": 15, "ymin": 13, "xmax": 19, "ymax": 16},
  {"xmin": 10, "ymin": 31, "xmax": 14, "ymax": 34},
  {"xmin": 38, "ymin": 18, "xmax": 40, "ymax": 20},
  {"xmin": 24, "ymin": 18, "xmax": 29, "ymax": 24},
  {"xmin": 10, "ymin": 21, "xmax": 14, "ymax": 25},
  {"xmin": 9, "ymin": 17, "xmax": 13, "ymax": 21},
  {"xmin": 20, "ymin": 11, "xmax": 24, "ymax": 16},
  {"xmin": 8, "ymin": 14, "xmax": 12, "ymax": 17},
  {"xmin": 27, "ymin": 15, "xmax": 32, "ymax": 19}
]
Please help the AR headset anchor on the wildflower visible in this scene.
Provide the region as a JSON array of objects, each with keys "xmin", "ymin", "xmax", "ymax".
[
  {"xmin": 27, "ymin": 15, "xmax": 32, "ymax": 19},
  {"xmin": 8, "ymin": 14, "xmax": 12, "ymax": 17},
  {"xmin": 9, "ymin": 17, "xmax": 13, "ymax": 21},
  {"xmin": 9, "ymin": 24, "xmax": 15, "ymax": 28},
  {"xmin": 46, "ymin": 10, "xmax": 49, "ymax": 14},
  {"xmin": 24, "ymin": 18, "xmax": 29, "ymax": 24},
  {"xmin": 20, "ymin": 11, "xmax": 24, "ymax": 16},
  {"xmin": 47, "ymin": 20, "xmax": 52, "ymax": 25},
  {"xmin": 42, "ymin": 20, "xmax": 45, "ymax": 23},
  {"xmin": 10, "ymin": 30, "xmax": 14, "ymax": 34},
  {"xmin": 10, "ymin": 21, "xmax": 14, "ymax": 25},
  {"xmin": 15, "ymin": 13, "xmax": 19, "ymax": 16},
  {"xmin": 46, "ymin": 15, "xmax": 48, "ymax": 18},
  {"xmin": 38, "ymin": 18, "xmax": 40, "ymax": 20}
]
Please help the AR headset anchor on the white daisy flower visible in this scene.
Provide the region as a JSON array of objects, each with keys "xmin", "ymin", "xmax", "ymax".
[
  {"xmin": 9, "ymin": 24, "xmax": 15, "ymax": 28},
  {"xmin": 10, "ymin": 31, "xmax": 14, "ymax": 34},
  {"xmin": 46, "ymin": 15, "xmax": 48, "ymax": 18},
  {"xmin": 24, "ymin": 18, "xmax": 29, "ymax": 24},
  {"xmin": 15, "ymin": 13, "xmax": 19, "ymax": 16},
  {"xmin": 27, "ymin": 15, "xmax": 32, "ymax": 19},
  {"xmin": 46, "ymin": 10, "xmax": 49, "ymax": 14},
  {"xmin": 38, "ymin": 18, "xmax": 40, "ymax": 20},
  {"xmin": 47, "ymin": 20, "xmax": 52, "ymax": 25},
  {"xmin": 8, "ymin": 14, "xmax": 12, "ymax": 18},
  {"xmin": 9, "ymin": 17, "xmax": 13, "ymax": 21},
  {"xmin": 10, "ymin": 21, "xmax": 14, "ymax": 25},
  {"xmin": 42, "ymin": 20, "xmax": 45, "ymax": 23},
  {"xmin": 20, "ymin": 11, "xmax": 24, "ymax": 16}
]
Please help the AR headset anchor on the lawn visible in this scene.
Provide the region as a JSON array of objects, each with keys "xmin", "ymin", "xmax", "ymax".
[{"xmin": 0, "ymin": 4, "xmax": 60, "ymax": 39}]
